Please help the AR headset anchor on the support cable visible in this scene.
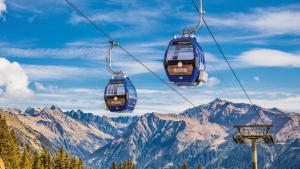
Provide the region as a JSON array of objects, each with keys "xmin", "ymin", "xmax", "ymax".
[
  {"xmin": 190, "ymin": 0, "xmax": 265, "ymax": 122},
  {"xmin": 202, "ymin": 17, "xmax": 266, "ymax": 124},
  {"xmin": 190, "ymin": 1, "xmax": 284, "ymax": 168},
  {"xmin": 202, "ymin": 16, "xmax": 285, "ymax": 169},
  {"xmin": 64, "ymin": 0, "xmax": 196, "ymax": 108}
]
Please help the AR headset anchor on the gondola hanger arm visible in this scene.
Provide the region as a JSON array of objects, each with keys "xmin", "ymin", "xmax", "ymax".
[
  {"xmin": 183, "ymin": 0, "xmax": 204, "ymax": 35},
  {"xmin": 106, "ymin": 41, "xmax": 125, "ymax": 78}
]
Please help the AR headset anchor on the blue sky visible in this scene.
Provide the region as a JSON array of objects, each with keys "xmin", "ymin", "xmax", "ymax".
[{"xmin": 0, "ymin": 0, "xmax": 299, "ymax": 115}]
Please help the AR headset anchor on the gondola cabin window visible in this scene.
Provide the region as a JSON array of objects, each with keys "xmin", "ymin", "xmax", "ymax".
[
  {"xmin": 105, "ymin": 82, "xmax": 125, "ymax": 96},
  {"xmin": 167, "ymin": 43, "xmax": 194, "ymax": 61},
  {"xmin": 166, "ymin": 42, "xmax": 195, "ymax": 76},
  {"xmin": 105, "ymin": 82, "xmax": 126, "ymax": 107}
]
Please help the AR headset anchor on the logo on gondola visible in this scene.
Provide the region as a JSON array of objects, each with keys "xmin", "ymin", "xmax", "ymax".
[
  {"xmin": 175, "ymin": 41, "xmax": 192, "ymax": 45},
  {"xmin": 173, "ymin": 68, "xmax": 188, "ymax": 73}
]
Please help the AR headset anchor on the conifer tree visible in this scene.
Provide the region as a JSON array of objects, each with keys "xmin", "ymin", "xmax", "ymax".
[
  {"xmin": 10, "ymin": 129, "xmax": 20, "ymax": 161},
  {"xmin": 70, "ymin": 156, "xmax": 78, "ymax": 169},
  {"xmin": 32, "ymin": 151, "xmax": 43, "ymax": 169},
  {"xmin": 182, "ymin": 161, "xmax": 188, "ymax": 169},
  {"xmin": 54, "ymin": 147, "xmax": 64, "ymax": 169},
  {"xmin": 62, "ymin": 150, "xmax": 69, "ymax": 169},
  {"xmin": 197, "ymin": 164, "xmax": 203, "ymax": 169},
  {"xmin": 110, "ymin": 161, "xmax": 117, "ymax": 169},
  {"xmin": 124, "ymin": 160, "xmax": 129, "ymax": 169},
  {"xmin": 0, "ymin": 114, "xmax": 85, "ymax": 169},
  {"xmin": 124, "ymin": 160, "xmax": 135, "ymax": 169},
  {"xmin": 0, "ymin": 115, "xmax": 20, "ymax": 169},
  {"xmin": 118, "ymin": 161, "xmax": 123, "ymax": 169},
  {"xmin": 78, "ymin": 157, "xmax": 84, "ymax": 169},
  {"xmin": 0, "ymin": 115, "xmax": 9, "ymax": 167},
  {"xmin": 20, "ymin": 144, "xmax": 32, "ymax": 169},
  {"xmin": 41, "ymin": 149, "xmax": 52, "ymax": 169},
  {"xmin": 9, "ymin": 129, "xmax": 20, "ymax": 169}
]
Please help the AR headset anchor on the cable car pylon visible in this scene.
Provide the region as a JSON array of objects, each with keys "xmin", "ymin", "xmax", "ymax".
[{"xmin": 233, "ymin": 124, "xmax": 275, "ymax": 169}]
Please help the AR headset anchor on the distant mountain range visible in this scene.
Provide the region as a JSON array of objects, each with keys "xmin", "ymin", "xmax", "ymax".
[{"xmin": 1, "ymin": 98, "xmax": 299, "ymax": 169}]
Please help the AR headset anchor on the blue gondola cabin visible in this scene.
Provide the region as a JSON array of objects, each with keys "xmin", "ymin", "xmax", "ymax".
[
  {"xmin": 164, "ymin": 36, "xmax": 208, "ymax": 86},
  {"xmin": 104, "ymin": 76, "xmax": 137, "ymax": 112}
]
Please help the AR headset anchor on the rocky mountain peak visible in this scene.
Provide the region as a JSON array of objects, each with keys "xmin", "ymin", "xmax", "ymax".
[
  {"xmin": 25, "ymin": 107, "xmax": 41, "ymax": 116},
  {"xmin": 212, "ymin": 98, "xmax": 226, "ymax": 104},
  {"xmin": 207, "ymin": 98, "xmax": 233, "ymax": 111},
  {"xmin": 50, "ymin": 105, "xmax": 62, "ymax": 112},
  {"xmin": 2, "ymin": 99, "xmax": 300, "ymax": 169},
  {"xmin": 6, "ymin": 108, "xmax": 22, "ymax": 115}
]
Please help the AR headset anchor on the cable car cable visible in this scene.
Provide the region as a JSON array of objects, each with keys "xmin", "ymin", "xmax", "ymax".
[
  {"xmin": 64, "ymin": 0, "xmax": 197, "ymax": 108},
  {"xmin": 118, "ymin": 45, "xmax": 196, "ymax": 107},
  {"xmin": 190, "ymin": 1, "xmax": 284, "ymax": 168},
  {"xmin": 190, "ymin": 0, "xmax": 266, "ymax": 123},
  {"xmin": 65, "ymin": 0, "xmax": 254, "ymax": 167},
  {"xmin": 153, "ymin": 0, "xmax": 232, "ymax": 102},
  {"xmin": 201, "ymin": 15, "xmax": 285, "ymax": 169},
  {"xmin": 163, "ymin": 1, "xmax": 250, "ymax": 167},
  {"xmin": 64, "ymin": 0, "xmax": 113, "ymax": 42},
  {"xmin": 203, "ymin": 18, "xmax": 265, "ymax": 123}
]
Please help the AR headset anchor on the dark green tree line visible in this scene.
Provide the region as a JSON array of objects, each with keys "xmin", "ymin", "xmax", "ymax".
[
  {"xmin": 109, "ymin": 160, "xmax": 136, "ymax": 169},
  {"xmin": 0, "ymin": 114, "xmax": 85, "ymax": 169}
]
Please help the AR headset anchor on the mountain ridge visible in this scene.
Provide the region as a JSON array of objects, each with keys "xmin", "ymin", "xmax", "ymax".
[
  {"xmin": 88, "ymin": 99, "xmax": 300, "ymax": 168},
  {"xmin": 1, "ymin": 98, "xmax": 300, "ymax": 168}
]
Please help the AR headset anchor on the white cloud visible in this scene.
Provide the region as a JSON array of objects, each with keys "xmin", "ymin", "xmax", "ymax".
[
  {"xmin": 0, "ymin": 47, "xmax": 105, "ymax": 60},
  {"xmin": 230, "ymin": 96, "xmax": 300, "ymax": 113},
  {"xmin": 135, "ymin": 40, "xmax": 167, "ymax": 48},
  {"xmin": 7, "ymin": 0, "xmax": 65, "ymax": 14},
  {"xmin": 1, "ymin": 82, "xmax": 300, "ymax": 115},
  {"xmin": 0, "ymin": 87, "xmax": 103, "ymax": 113},
  {"xmin": 204, "ymin": 52, "xmax": 220, "ymax": 62},
  {"xmin": 0, "ymin": 0, "xmax": 6, "ymax": 17},
  {"xmin": 137, "ymin": 88, "xmax": 172, "ymax": 94},
  {"xmin": 0, "ymin": 39, "xmax": 163, "ymax": 61},
  {"xmin": 237, "ymin": 48, "xmax": 300, "ymax": 67},
  {"xmin": 254, "ymin": 76, "xmax": 260, "ymax": 81},
  {"xmin": 206, "ymin": 77, "xmax": 220, "ymax": 87},
  {"xmin": 0, "ymin": 58, "xmax": 33, "ymax": 99},
  {"xmin": 206, "ymin": 5, "xmax": 300, "ymax": 36},
  {"xmin": 65, "ymin": 39, "xmax": 106, "ymax": 48},
  {"xmin": 204, "ymin": 48, "xmax": 300, "ymax": 71},
  {"xmin": 21, "ymin": 61, "xmax": 162, "ymax": 81},
  {"xmin": 69, "ymin": 8, "xmax": 162, "ymax": 25},
  {"xmin": 34, "ymin": 82, "xmax": 45, "ymax": 91},
  {"xmin": 114, "ymin": 60, "xmax": 162, "ymax": 75},
  {"xmin": 22, "ymin": 64, "xmax": 105, "ymax": 80},
  {"xmin": 68, "ymin": 5, "xmax": 174, "ymax": 39}
]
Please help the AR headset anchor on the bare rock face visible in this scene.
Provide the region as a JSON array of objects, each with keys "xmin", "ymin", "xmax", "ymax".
[
  {"xmin": 17, "ymin": 106, "xmax": 113, "ymax": 159},
  {"xmin": 2, "ymin": 99, "xmax": 300, "ymax": 168},
  {"xmin": 2, "ymin": 105, "xmax": 136, "ymax": 160},
  {"xmin": 0, "ymin": 109, "xmax": 56, "ymax": 153},
  {"xmin": 273, "ymin": 138, "xmax": 300, "ymax": 169},
  {"xmin": 64, "ymin": 109, "xmax": 137, "ymax": 137},
  {"xmin": 89, "ymin": 99, "xmax": 300, "ymax": 169},
  {"xmin": 89, "ymin": 112, "xmax": 229, "ymax": 168}
]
